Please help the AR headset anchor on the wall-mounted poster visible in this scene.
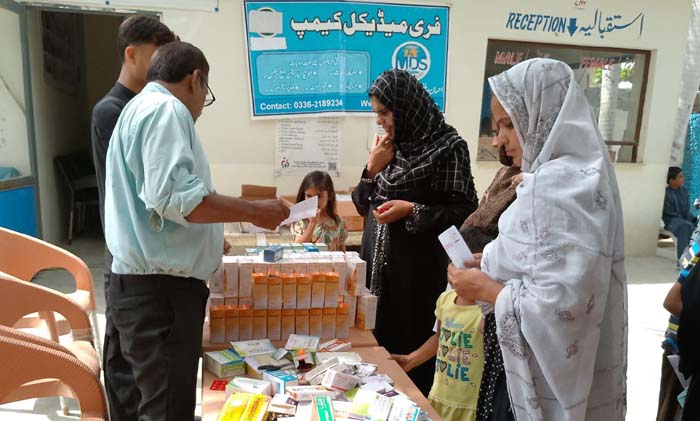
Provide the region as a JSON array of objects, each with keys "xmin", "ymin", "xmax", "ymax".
[
  {"xmin": 275, "ymin": 118, "xmax": 341, "ymax": 177},
  {"xmin": 243, "ymin": 1, "xmax": 449, "ymax": 118}
]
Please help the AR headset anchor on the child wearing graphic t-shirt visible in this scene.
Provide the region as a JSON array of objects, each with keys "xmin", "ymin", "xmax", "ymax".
[
  {"xmin": 391, "ymin": 226, "xmax": 488, "ymax": 421},
  {"xmin": 428, "ymin": 286, "xmax": 484, "ymax": 420}
]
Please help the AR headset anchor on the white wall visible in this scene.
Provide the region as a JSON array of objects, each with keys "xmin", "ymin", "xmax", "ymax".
[
  {"xmin": 156, "ymin": 0, "xmax": 691, "ymax": 256},
  {"xmin": 0, "ymin": 8, "xmax": 26, "ymax": 111},
  {"xmin": 160, "ymin": 3, "xmax": 381, "ymax": 196},
  {"xmin": 440, "ymin": 0, "xmax": 691, "ymax": 257},
  {"xmin": 15, "ymin": 0, "xmax": 674, "ymax": 253},
  {"xmin": 0, "ymin": 7, "xmax": 32, "ymax": 177}
]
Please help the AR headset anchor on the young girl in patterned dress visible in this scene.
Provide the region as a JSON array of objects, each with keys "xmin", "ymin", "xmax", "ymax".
[{"xmin": 293, "ymin": 171, "xmax": 348, "ymax": 251}]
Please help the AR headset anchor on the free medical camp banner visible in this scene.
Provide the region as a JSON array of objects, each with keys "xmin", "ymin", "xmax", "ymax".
[{"xmin": 243, "ymin": 1, "xmax": 449, "ymax": 118}]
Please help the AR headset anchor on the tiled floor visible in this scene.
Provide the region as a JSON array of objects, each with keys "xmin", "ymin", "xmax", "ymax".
[{"xmin": 0, "ymin": 232, "xmax": 683, "ymax": 420}]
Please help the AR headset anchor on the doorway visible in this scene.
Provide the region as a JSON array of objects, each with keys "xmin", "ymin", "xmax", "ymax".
[
  {"xmin": 28, "ymin": 8, "xmax": 125, "ymax": 244},
  {"xmin": 0, "ymin": 1, "xmax": 150, "ymax": 245}
]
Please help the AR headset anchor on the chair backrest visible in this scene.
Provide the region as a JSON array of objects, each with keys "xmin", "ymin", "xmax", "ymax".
[
  {"xmin": 54, "ymin": 151, "xmax": 96, "ymax": 186},
  {"xmin": 0, "ymin": 227, "xmax": 95, "ymax": 311},
  {"xmin": 0, "ymin": 333, "xmax": 107, "ymax": 420},
  {"xmin": 0, "ymin": 324, "xmax": 71, "ymax": 355},
  {"xmin": 0, "ymin": 271, "xmax": 92, "ymax": 341},
  {"xmin": 54, "ymin": 155, "xmax": 74, "ymax": 195}
]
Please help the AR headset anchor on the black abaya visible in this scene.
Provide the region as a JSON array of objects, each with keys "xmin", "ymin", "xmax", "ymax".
[{"xmin": 353, "ymin": 172, "xmax": 476, "ymax": 395}]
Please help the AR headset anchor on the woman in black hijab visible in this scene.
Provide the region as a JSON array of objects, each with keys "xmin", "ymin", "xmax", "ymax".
[{"xmin": 352, "ymin": 69, "xmax": 478, "ymax": 394}]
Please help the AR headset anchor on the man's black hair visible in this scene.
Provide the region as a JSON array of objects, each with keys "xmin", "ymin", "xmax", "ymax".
[
  {"xmin": 117, "ymin": 15, "xmax": 177, "ymax": 63},
  {"xmin": 146, "ymin": 41, "xmax": 209, "ymax": 85}
]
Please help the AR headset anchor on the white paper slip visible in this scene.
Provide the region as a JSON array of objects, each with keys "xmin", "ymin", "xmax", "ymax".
[
  {"xmin": 438, "ymin": 225, "xmax": 474, "ymax": 269},
  {"xmin": 245, "ymin": 223, "xmax": 279, "ymax": 234},
  {"xmin": 246, "ymin": 196, "xmax": 317, "ymax": 232},
  {"xmin": 249, "ymin": 36, "xmax": 287, "ymax": 51},
  {"xmin": 230, "ymin": 339, "xmax": 277, "ymax": 357},
  {"xmin": 285, "ymin": 334, "xmax": 320, "ymax": 351},
  {"xmin": 280, "ymin": 195, "xmax": 318, "ymax": 226},
  {"xmin": 247, "ymin": 224, "xmax": 265, "ymax": 233}
]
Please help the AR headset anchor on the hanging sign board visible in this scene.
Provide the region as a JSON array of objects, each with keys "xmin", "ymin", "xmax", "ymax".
[{"xmin": 244, "ymin": 0, "xmax": 449, "ymax": 118}]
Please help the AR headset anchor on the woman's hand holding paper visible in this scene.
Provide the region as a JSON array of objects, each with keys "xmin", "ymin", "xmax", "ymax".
[{"xmin": 447, "ymin": 264, "xmax": 503, "ymax": 304}]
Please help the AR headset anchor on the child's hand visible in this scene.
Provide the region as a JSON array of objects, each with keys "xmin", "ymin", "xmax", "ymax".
[
  {"xmin": 308, "ymin": 208, "xmax": 321, "ymax": 225},
  {"xmin": 390, "ymin": 354, "xmax": 416, "ymax": 373}
]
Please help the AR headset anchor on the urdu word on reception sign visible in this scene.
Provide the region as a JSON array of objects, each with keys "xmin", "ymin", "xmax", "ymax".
[{"xmin": 243, "ymin": 1, "xmax": 449, "ymax": 118}]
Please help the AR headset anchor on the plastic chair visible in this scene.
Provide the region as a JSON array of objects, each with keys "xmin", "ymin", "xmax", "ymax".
[
  {"xmin": 0, "ymin": 271, "xmax": 95, "ymax": 345},
  {"xmin": 0, "ymin": 331, "xmax": 107, "ymax": 420},
  {"xmin": 54, "ymin": 151, "xmax": 98, "ymax": 244},
  {"xmin": 0, "ymin": 272, "xmax": 100, "ymax": 416},
  {"xmin": 0, "ymin": 227, "xmax": 101, "ymax": 363}
]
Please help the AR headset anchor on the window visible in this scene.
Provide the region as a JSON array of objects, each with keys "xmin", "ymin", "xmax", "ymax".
[{"xmin": 478, "ymin": 39, "xmax": 650, "ymax": 163}]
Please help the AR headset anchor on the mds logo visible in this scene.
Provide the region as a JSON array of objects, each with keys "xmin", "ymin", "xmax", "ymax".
[{"xmin": 392, "ymin": 42, "xmax": 431, "ymax": 80}]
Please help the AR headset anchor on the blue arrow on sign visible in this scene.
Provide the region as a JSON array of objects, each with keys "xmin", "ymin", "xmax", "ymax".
[{"xmin": 568, "ymin": 18, "xmax": 578, "ymax": 36}]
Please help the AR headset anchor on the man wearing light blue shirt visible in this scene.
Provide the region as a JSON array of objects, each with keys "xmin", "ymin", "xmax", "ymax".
[{"xmin": 104, "ymin": 41, "xmax": 288, "ymax": 421}]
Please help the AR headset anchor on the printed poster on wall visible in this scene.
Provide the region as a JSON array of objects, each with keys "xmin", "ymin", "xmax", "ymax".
[
  {"xmin": 243, "ymin": 1, "xmax": 449, "ymax": 118},
  {"xmin": 275, "ymin": 118, "xmax": 341, "ymax": 176}
]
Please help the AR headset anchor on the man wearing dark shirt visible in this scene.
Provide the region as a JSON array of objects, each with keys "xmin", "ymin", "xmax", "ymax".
[
  {"xmin": 92, "ymin": 84, "xmax": 135, "ymax": 222},
  {"xmin": 663, "ymin": 167, "xmax": 697, "ymax": 260},
  {"xmin": 90, "ymin": 15, "xmax": 176, "ymax": 421}
]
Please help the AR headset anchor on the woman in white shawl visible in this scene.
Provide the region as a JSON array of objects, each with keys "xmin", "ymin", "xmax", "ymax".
[{"xmin": 448, "ymin": 58, "xmax": 627, "ymax": 420}]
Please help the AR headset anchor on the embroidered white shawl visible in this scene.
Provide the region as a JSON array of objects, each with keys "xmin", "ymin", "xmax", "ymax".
[{"xmin": 482, "ymin": 58, "xmax": 628, "ymax": 421}]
